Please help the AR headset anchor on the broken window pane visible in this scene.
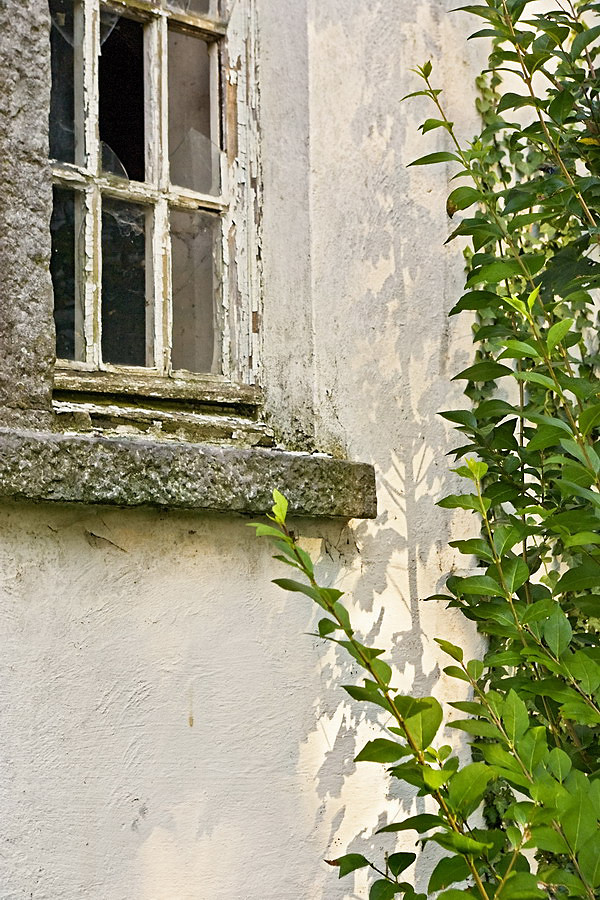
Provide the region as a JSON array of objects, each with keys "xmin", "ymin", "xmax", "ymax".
[
  {"xmin": 168, "ymin": 29, "xmax": 218, "ymax": 194},
  {"xmin": 51, "ymin": 186, "xmax": 83, "ymax": 360},
  {"xmin": 170, "ymin": 208, "xmax": 220, "ymax": 373},
  {"xmin": 167, "ymin": 0, "xmax": 212, "ymax": 15},
  {"xmin": 99, "ymin": 14, "xmax": 145, "ymax": 182},
  {"xmin": 102, "ymin": 198, "xmax": 148, "ymax": 367},
  {"xmin": 49, "ymin": 0, "xmax": 75, "ymax": 163}
]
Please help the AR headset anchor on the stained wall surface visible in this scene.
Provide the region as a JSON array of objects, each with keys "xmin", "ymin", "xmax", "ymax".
[{"xmin": 0, "ymin": 1, "xmax": 485, "ymax": 898}]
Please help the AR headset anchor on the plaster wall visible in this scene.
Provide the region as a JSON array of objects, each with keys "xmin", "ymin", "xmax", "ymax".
[{"xmin": 1, "ymin": 1, "xmax": 486, "ymax": 898}]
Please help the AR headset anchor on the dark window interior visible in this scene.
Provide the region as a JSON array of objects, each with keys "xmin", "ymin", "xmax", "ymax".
[
  {"xmin": 101, "ymin": 198, "xmax": 147, "ymax": 366},
  {"xmin": 99, "ymin": 14, "xmax": 145, "ymax": 182},
  {"xmin": 49, "ymin": 0, "xmax": 75, "ymax": 163},
  {"xmin": 51, "ymin": 186, "xmax": 77, "ymax": 359}
]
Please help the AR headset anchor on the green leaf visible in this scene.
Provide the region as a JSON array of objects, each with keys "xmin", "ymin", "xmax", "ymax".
[
  {"xmin": 271, "ymin": 489, "xmax": 288, "ymax": 523},
  {"xmin": 503, "ymin": 557, "xmax": 530, "ymax": 593},
  {"xmin": 423, "ymin": 766, "xmax": 453, "ymax": 789},
  {"xmin": 449, "ymin": 719, "xmax": 504, "ymax": 739},
  {"xmin": 377, "ymin": 813, "xmax": 444, "ymax": 834},
  {"xmin": 513, "ymin": 371, "xmax": 557, "ymax": 392},
  {"xmin": 579, "ymin": 403, "xmax": 600, "ymax": 437},
  {"xmin": 421, "ymin": 117, "xmax": 451, "ymax": 134},
  {"xmin": 272, "ymin": 578, "xmax": 327, "ymax": 609},
  {"xmin": 403, "ymin": 696, "xmax": 443, "ymax": 750},
  {"xmin": 467, "ymin": 259, "xmax": 526, "ymax": 285},
  {"xmin": 453, "ymin": 361, "xmax": 512, "ymax": 381},
  {"xmin": 428, "ymin": 856, "xmax": 471, "ymax": 893},
  {"xmin": 571, "ymin": 24, "xmax": 600, "ymax": 59},
  {"xmin": 502, "ymin": 691, "xmax": 529, "ymax": 742},
  {"xmin": 435, "ymin": 638, "xmax": 464, "ymax": 661},
  {"xmin": 326, "ymin": 853, "xmax": 370, "ymax": 878},
  {"xmin": 438, "ymin": 493, "xmax": 489, "ymax": 512},
  {"xmin": 543, "ymin": 606, "xmax": 573, "ymax": 657},
  {"xmin": 466, "ymin": 659, "xmax": 484, "ymax": 680},
  {"xmin": 555, "ymin": 561, "xmax": 600, "ymax": 593},
  {"xmin": 251, "ymin": 522, "xmax": 287, "ymax": 539},
  {"xmin": 449, "ymin": 539, "xmax": 495, "ymax": 562},
  {"xmin": 408, "ymin": 152, "xmax": 460, "ymax": 166},
  {"xmin": 454, "ymin": 575, "xmax": 504, "ymax": 597},
  {"xmin": 497, "ymin": 91, "xmax": 540, "ymax": 113},
  {"xmin": 447, "ymin": 186, "xmax": 481, "ymax": 215},
  {"xmin": 549, "ymin": 90, "xmax": 574, "ymax": 124},
  {"xmin": 318, "ymin": 618, "xmax": 338, "ymax": 637},
  {"xmin": 547, "ymin": 747, "xmax": 572, "ymax": 782},
  {"xmin": 498, "ymin": 872, "xmax": 546, "ymax": 899},
  {"xmin": 370, "ymin": 881, "xmax": 398, "ymax": 900},
  {"xmin": 448, "ymin": 762, "xmax": 495, "ymax": 818},
  {"xmin": 562, "ymin": 797, "xmax": 598, "ymax": 851},
  {"xmin": 547, "ymin": 317, "xmax": 574, "ymax": 350},
  {"xmin": 578, "ymin": 833, "xmax": 600, "ymax": 887},
  {"xmin": 388, "ymin": 852, "xmax": 416, "ymax": 877},
  {"xmin": 355, "ymin": 739, "xmax": 411, "ymax": 764},
  {"xmin": 430, "ymin": 830, "xmax": 492, "ymax": 856}
]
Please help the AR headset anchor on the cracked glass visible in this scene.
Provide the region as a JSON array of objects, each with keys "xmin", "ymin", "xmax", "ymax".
[
  {"xmin": 171, "ymin": 209, "xmax": 220, "ymax": 373},
  {"xmin": 101, "ymin": 199, "xmax": 149, "ymax": 367},
  {"xmin": 99, "ymin": 13, "xmax": 145, "ymax": 182},
  {"xmin": 168, "ymin": 28, "xmax": 218, "ymax": 194},
  {"xmin": 49, "ymin": 0, "xmax": 75, "ymax": 163}
]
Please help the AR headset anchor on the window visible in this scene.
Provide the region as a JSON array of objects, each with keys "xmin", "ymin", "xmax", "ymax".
[{"xmin": 48, "ymin": 0, "xmax": 258, "ymax": 397}]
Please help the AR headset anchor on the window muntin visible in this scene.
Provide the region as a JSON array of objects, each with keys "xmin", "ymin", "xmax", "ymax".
[{"xmin": 48, "ymin": 0, "xmax": 227, "ymax": 378}]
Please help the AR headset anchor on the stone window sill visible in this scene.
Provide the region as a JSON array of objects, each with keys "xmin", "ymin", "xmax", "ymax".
[{"xmin": 0, "ymin": 428, "xmax": 377, "ymax": 519}]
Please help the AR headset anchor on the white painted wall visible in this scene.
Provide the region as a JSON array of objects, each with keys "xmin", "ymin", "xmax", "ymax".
[{"xmin": 0, "ymin": 2, "xmax": 487, "ymax": 897}]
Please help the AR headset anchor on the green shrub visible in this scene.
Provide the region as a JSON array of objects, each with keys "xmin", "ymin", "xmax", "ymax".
[{"xmin": 255, "ymin": 3, "xmax": 600, "ymax": 897}]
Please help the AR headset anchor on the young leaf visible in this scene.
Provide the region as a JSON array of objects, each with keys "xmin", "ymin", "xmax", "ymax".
[
  {"xmin": 355, "ymin": 739, "xmax": 411, "ymax": 764},
  {"xmin": 326, "ymin": 854, "xmax": 370, "ymax": 878},
  {"xmin": 435, "ymin": 638, "xmax": 464, "ymax": 661},
  {"xmin": 408, "ymin": 152, "xmax": 460, "ymax": 166},
  {"xmin": 547, "ymin": 318, "xmax": 574, "ymax": 351},
  {"xmin": 271, "ymin": 489, "xmax": 288, "ymax": 524},
  {"xmin": 453, "ymin": 361, "xmax": 512, "ymax": 381},
  {"xmin": 377, "ymin": 813, "xmax": 444, "ymax": 835}
]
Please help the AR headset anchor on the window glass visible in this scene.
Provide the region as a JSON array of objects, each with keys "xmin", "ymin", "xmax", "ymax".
[
  {"xmin": 51, "ymin": 186, "xmax": 82, "ymax": 360},
  {"xmin": 168, "ymin": 1, "xmax": 213, "ymax": 15},
  {"xmin": 171, "ymin": 209, "xmax": 219, "ymax": 373},
  {"xmin": 168, "ymin": 29, "xmax": 217, "ymax": 194},
  {"xmin": 99, "ymin": 14, "xmax": 145, "ymax": 181},
  {"xmin": 101, "ymin": 199, "xmax": 149, "ymax": 366},
  {"xmin": 49, "ymin": 0, "xmax": 75, "ymax": 163}
]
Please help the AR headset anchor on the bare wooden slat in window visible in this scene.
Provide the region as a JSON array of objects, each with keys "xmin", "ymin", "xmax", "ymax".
[
  {"xmin": 170, "ymin": 208, "xmax": 220, "ymax": 374},
  {"xmin": 101, "ymin": 198, "xmax": 149, "ymax": 366}
]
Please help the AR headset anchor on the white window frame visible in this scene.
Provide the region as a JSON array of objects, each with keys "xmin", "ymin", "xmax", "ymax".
[{"xmin": 51, "ymin": 0, "xmax": 261, "ymax": 400}]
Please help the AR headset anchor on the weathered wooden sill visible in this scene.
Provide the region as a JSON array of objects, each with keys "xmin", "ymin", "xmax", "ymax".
[
  {"xmin": 53, "ymin": 368, "xmax": 261, "ymax": 409},
  {"xmin": 0, "ymin": 428, "xmax": 377, "ymax": 519}
]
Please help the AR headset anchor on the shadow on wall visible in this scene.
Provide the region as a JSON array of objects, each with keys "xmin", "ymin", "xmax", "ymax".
[{"xmin": 288, "ymin": 0, "xmax": 487, "ymax": 896}]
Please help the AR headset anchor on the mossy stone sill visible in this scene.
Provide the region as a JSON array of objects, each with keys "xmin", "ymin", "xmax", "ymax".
[{"xmin": 0, "ymin": 428, "xmax": 377, "ymax": 519}]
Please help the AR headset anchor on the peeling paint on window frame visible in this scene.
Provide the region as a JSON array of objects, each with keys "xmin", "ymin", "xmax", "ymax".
[{"xmin": 50, "ymin": 0, "xmax": 262, "ymax": 406}]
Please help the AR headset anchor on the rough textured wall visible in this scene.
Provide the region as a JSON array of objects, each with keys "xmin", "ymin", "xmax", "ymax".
[
  {"xmin": 0, "ymin": 0, "xmax": 55, "ymax": 426},
  {"xmin": 0, "ymin": 1, "xmax": 485, "ymax": 898}
]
